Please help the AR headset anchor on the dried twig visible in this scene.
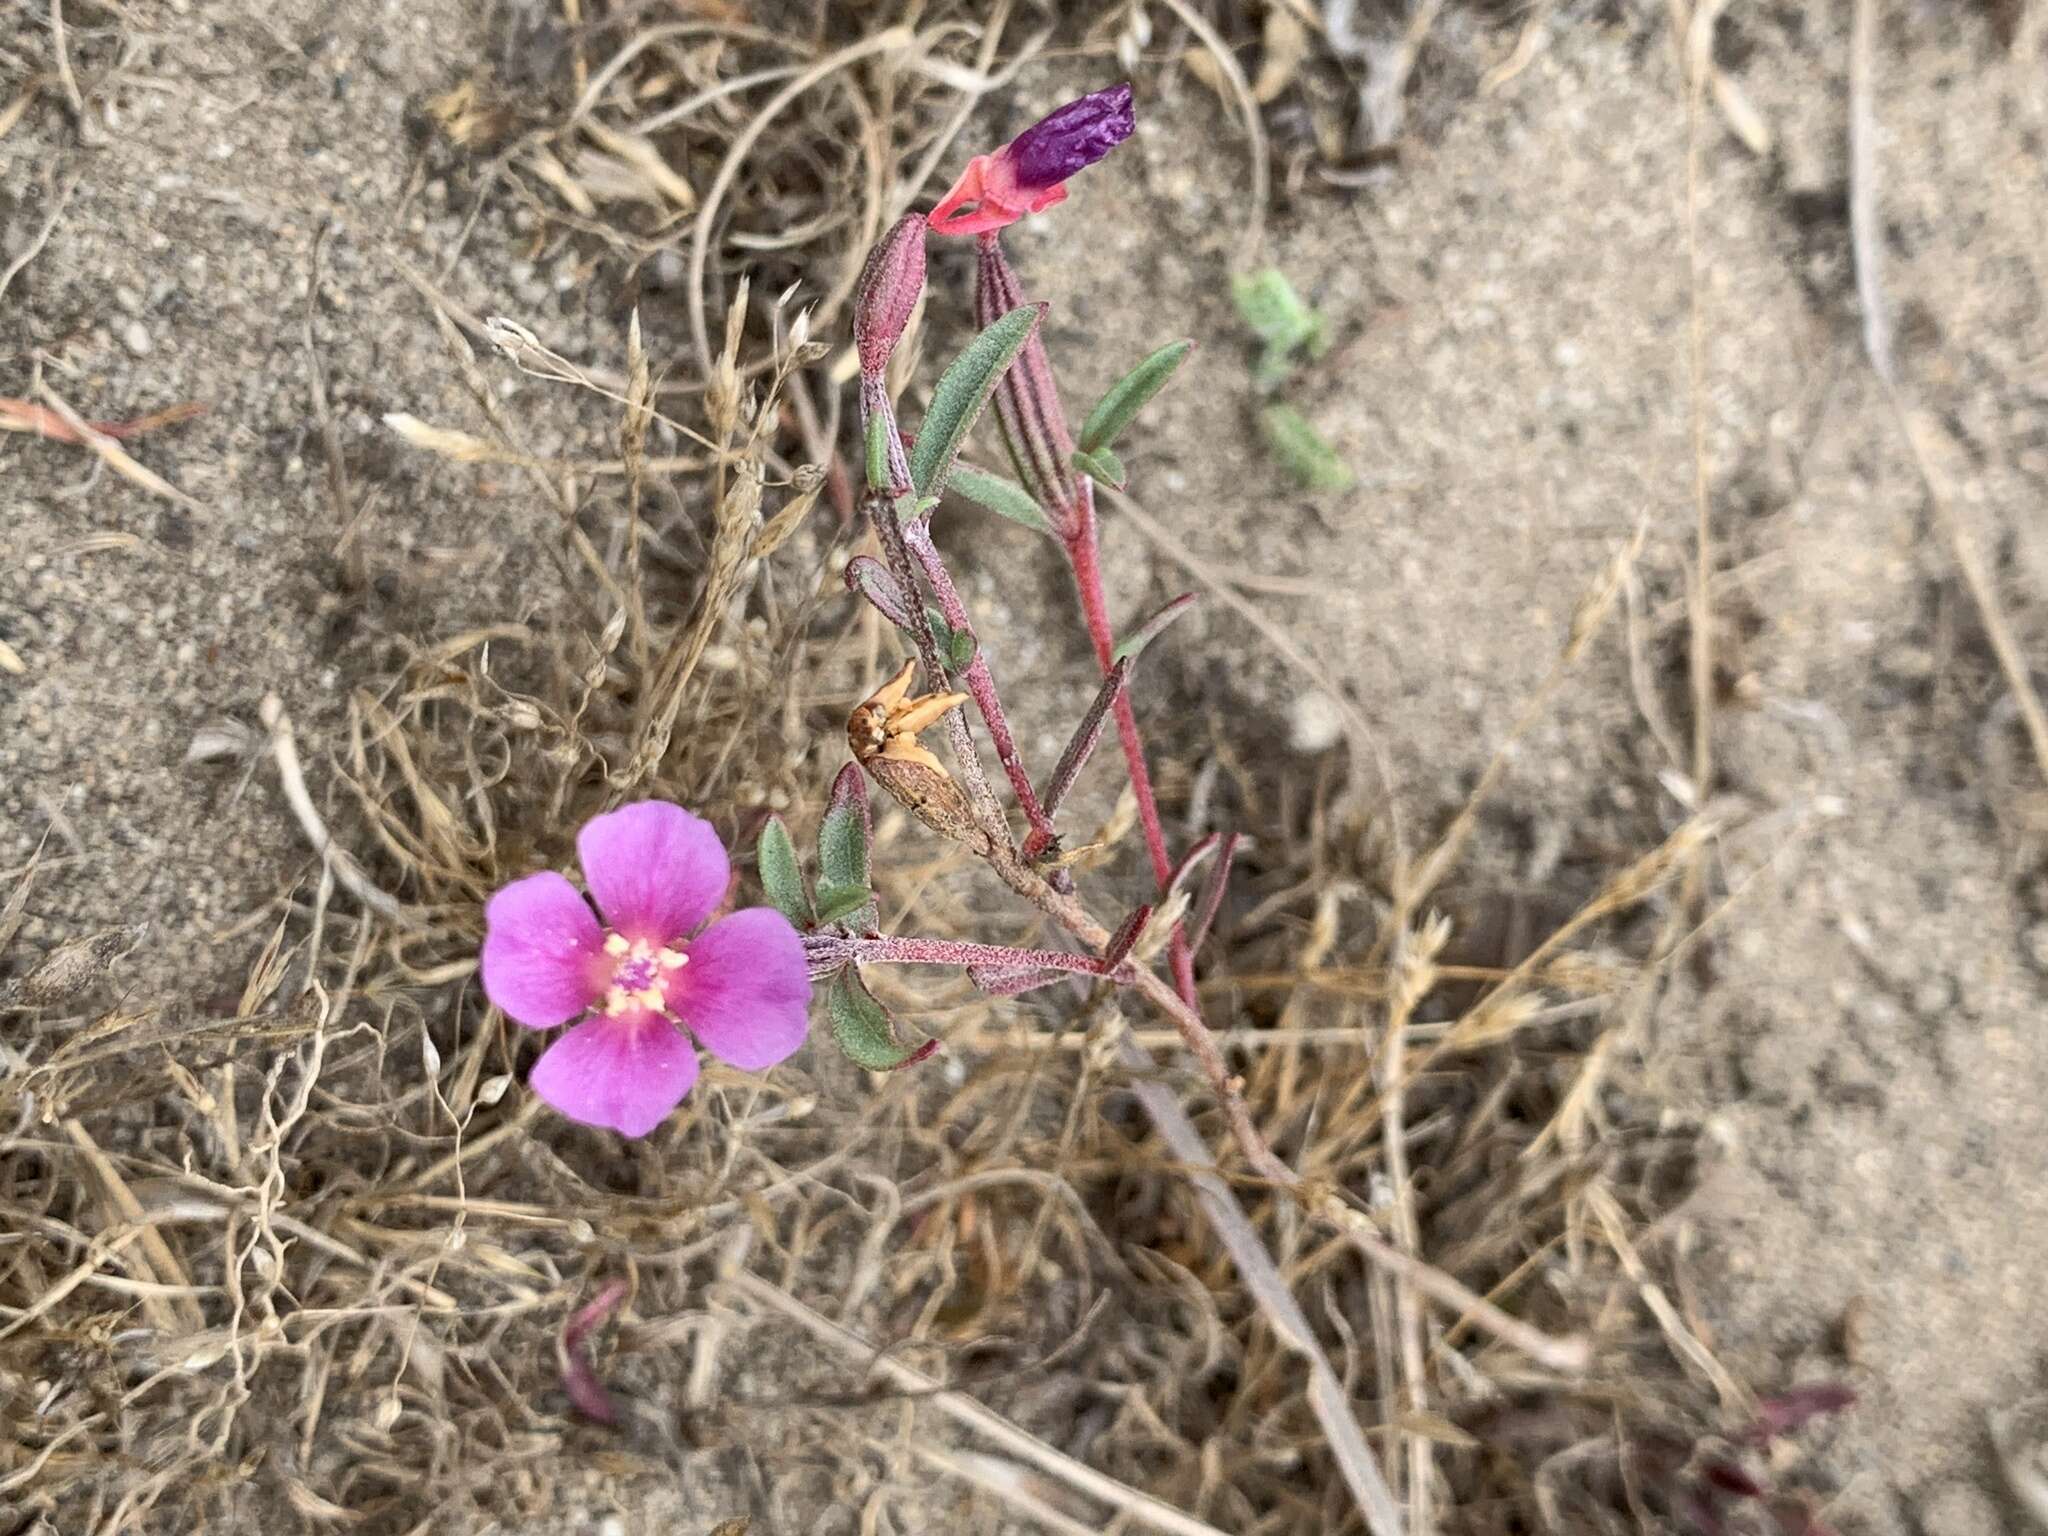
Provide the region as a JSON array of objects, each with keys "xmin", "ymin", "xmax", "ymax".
[
  {"xmin": 0, "ymin": 172, "xmax": 77, "ymax": 306},
  {"xmin": 259, "ymin": 694, "xmax": 412, "ymax": 926},
  {"xmin": 729, "ymin": 1265, "xmax": 1239, "ymax": 1536}
]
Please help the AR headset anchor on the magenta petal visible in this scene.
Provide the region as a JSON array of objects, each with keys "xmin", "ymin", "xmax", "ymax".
[
  {"xmin": 481, "ymin": 871, "xmax": 605, "ymax": 1029},
  {"xmin": 529, "ymin": 1014, "xmax": 699, "ymax": 1137},
  {"xmin": 673, "ymin": 907, "xmax": 812, "ymax": 1070},
  {"xmin": 577, "ymin": 801, "xmax": 730, "ymax": 944}
]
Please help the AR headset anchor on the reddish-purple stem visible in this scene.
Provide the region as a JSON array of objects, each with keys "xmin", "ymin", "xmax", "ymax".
[
  {"xmin": 901, "ymin": 516, "xmax": 1057, "ymax": 844},
  {"xmin": 844, "ymin": 932, "xmax": 1110, "ymax": 975}
]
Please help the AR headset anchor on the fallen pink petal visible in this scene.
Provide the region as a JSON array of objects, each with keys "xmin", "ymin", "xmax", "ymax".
[
  {"xmin": 479, "ymin": 801, "xmax": 812, "ymax": 1137},
  {"xmin": 929, "ymin": 82, "xmax": 1134, "ymax": 237},
  {"xmin": 1744, "ymin": 1383, "xmax": 1857, "ymax": 1446},
  {"xmin": 559, "ymin": 1279, "xmax": 629, "ymax": 1425}
]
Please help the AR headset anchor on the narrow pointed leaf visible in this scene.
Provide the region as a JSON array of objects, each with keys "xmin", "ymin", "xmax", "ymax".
[
  {"xmin": 827, "ymin": 969, "xmax": 938, "ymax": 1070},
  {"xmin": 1070, "ymin": 446, "xmax": 1125, "ymax": 489},
  {"xmin": 1078, "ymin": 340, "xmax": 1193, "ymax": 455},
  {"xmin": 1040, "ymin": 656, "xmax": 1131, "ymax": 820},
  {"xmin": 1259, "ymin": 404, "xmax": 1353, "ymax": 492},
  {"xmin": 1101, "ymin": 905, "xmax": 1151, "ymax": 970},
  {"xmin": 1188, "ymin": 832, "xmax": 1241, "ymax": 955},
  {"xmin": 910, "ymin": 303, "xmax": 1043, "ymax": 498},
  {"xmin": 1111, "ymin": 591, "xmax": 1197, "ymax": 665},
  {"xmin": 949, "ymin": 465, "xmax": 1055, "ymax": 538},
  {"xmin": 845, "ymin": 554, "xmax": 916, "ymax": 631},
  {"xmin": 755, "ymin": 816, "xmax": 811, "ymax": 928},
  {"xmin": 816, "ymin": 764, "xmax": 878, "ymax": 933}
]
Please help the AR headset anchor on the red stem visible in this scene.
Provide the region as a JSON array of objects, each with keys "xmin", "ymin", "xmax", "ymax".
[
  {"xmin": 902, "ymin": 517, "xmax": 1058, "ymax": 844},
  {"xmin": 1063, "ymin": 480, "xmax": 1212, "ymax": 1019},
  {"xmin": 1064, "ymin": 482, "xmax": 1172, "ymax": 886}
]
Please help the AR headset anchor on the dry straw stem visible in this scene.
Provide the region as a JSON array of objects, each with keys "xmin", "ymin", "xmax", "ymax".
[
  {"xmin": 0, "ymin": 170, "xmax": 76, "ymax": 306},
  {"xmin": 30, "ymin": 375, "xmax": 203, "ymax": 512},
  {"xmin": 1119, "ymin": 1043, "xmax": 1408, "ymax": 1536},
  {"xmin": 961, "ymin": 819, "xmax": 1592, "ymax": 1382},
  {"xmin": 684, "ymin": 27, "xmax": 913, "ymax": 372},
  {"xmin": 1847, "ymin": 0, "xmax": 2048, "ymax": 787},
  {"xmin": 729, "ymin": 1266, "xmax": 1239, "ymax": 1536},
  {"xmin": 1404, "ymin": 517, "xmax": 1648, "ymax": 915},
  {"xmin": 259, "ymin": 693, "xmax": 413, "ymax": 926},
  {"xmin": 1155, "ymin": 0, "xmax": 1269, "ymax": 263}
]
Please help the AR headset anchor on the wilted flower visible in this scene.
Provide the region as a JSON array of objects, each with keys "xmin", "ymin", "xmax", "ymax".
[
  {"xmin": 929, "ymin": 82, "xmax": 1135, "ymax": 237},
  {"xmin": 481, "ymin": 801, "xmax": 810, "ymax": 1137}
]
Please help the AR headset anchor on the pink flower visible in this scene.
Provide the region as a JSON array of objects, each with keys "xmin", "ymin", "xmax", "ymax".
[
  {"xmin": 929, "ymin": 83, "xmax": 1134, "ymax": 237},
  {"xmin": 480, "ymin": 801, "xmax": 811, "ymax": 1137}
]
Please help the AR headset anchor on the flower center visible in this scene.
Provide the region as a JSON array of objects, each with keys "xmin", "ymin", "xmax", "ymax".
[{"xmin": 600, "ymin": 931, "xmax": 688, "ymax": 1017}]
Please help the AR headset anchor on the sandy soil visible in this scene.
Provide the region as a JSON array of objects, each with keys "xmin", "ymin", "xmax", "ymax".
[{"xmin": 6, "ymin": 1, "xmax": 2047, "ymax": 1532}]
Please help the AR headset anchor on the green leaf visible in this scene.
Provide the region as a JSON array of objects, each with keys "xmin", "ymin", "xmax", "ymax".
[
  {"xmin": 1259, "ymin": 404, "xmax": 1354, "ymax": 492},
  {"xmin": 1230, "ymin": 268, "xmax": 1328, "ymax": 390},
  {"xmin": 812, "ymin": 884, "xmax": 875, "ymax": 927},
  {"xmin": 1078, "ymin": 340, "xmax": 1192, "ymax": 455},
  {"xmin": 949, "ymin": 465, "xmax": 1055, "ymax": 538},
  {"xmin": 926, "ymin": 608, "xmax": 978, "ymax": 673},
  {"xmin": 826, "ymin": 969, "xmax": 936, "ymax": 1071},
  {"xmin": 1070, "ymin": 446, "xmax": 1125, "ymax": 489},
  {"xmin": 1112, "ymin": 592, "xmax": 1197, "ymax": 665},
  {"xmin": 755, "ymin": 816, "xmax": 810, "ymax": 927},
  {"xmin": 844, "ymin": 554, "xmax": 915, "ymax": 631},
  {"xmin": 817, "ymin": 764, "xmax": 878, "ymax": 933},
  {"xmin": 864, "ymin": 411, "xmax": 893, "ymax": 492},
  {"xmin": 910, "ymin": 304, "xmax": 1043, "ymax": 498}
]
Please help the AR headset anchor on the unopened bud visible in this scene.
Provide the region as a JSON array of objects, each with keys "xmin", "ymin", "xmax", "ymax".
[
  {"xmin": 975, "ymin": 236, "xmax": 1079, "ymax": 525},
  {"xmin": 853, "ymin": 212, "xmax": 928, "ymax": 382}
]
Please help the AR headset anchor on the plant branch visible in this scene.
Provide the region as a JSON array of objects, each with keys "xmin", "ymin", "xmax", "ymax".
[
  {"xmin": 834, "ymin": 932, "xmax": 1110, "ymax": 977},
  {"xmin": 867, "ymin": 488, "xmax": 1011, "ymax": 841},
  {"xmin": 902, "ymin": 514, "xmax": 1059, "ymax": 844}
]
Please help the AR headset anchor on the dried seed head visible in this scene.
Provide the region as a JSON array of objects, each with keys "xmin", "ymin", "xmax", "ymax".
[{"xmin": 854, "ymin": 212, "xmax": 928, "ymax": 382}]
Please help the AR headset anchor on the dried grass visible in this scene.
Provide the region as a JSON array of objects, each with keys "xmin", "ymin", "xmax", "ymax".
[{"xmin": 1, "ymin": 3, "xmax": 1754, "ymax": 1532}]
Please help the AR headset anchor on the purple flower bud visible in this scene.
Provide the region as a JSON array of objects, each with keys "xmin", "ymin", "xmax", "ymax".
[
  {"xmin": 1008, "ymin": 82, "xmax": 1135, "ymax": 191},
  {"xmin": 853, "ymin": 212, "xmax": 928, "ymax": 381}
]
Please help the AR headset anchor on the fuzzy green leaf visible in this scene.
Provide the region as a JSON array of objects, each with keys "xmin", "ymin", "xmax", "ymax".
[
  {"xmin": 864, "ymin": 411, "xmax": 893, "ymax": 492},
  {"xmin": 926, "ymin": 608, "xmax": 978, "ymax": 673},
  {"xmin": 812, "ymin": 884, "xmax": 875, "ymax": 927},
  {"xmin": 1078, "ymin": 340, "xmax": 1192, "ymax": 455},
  {"xmin": 816, "ymin": 764, "xmax": 878, "ymax": 933},
  {"xmin": 826, "ymin": 969, "xmax": 936, "ymax": 1072},
  {"xmin": 845, "ymin": 554, "xmax": 915, "ymax": 631},
  {"xmin": 1259, "ymin": 404, "xmax": 1353, "ymax": 492},
  {"xmin": 756, "ymin": 816, "xmax": 810, "ymax": 927},
  {"xmin": 949, "ymin": 465, "xmax": 1056, "ymax": 538},
  {"xmin": 1070, "ymin": 446, "xmax": 1126, "ymax": 489},
  {"xmin": 1230, "ymin": 269, "xmax": 1328, "ymax": 390},
  {"xmin": 910, "ymin": 304, "xmax": 1043, "ymax": 498}
]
